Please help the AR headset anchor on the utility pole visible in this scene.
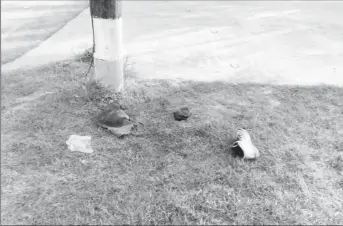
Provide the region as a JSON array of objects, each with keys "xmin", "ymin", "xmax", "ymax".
[{"xmin": 90, "ymin": 0, "xmax": 123, "ymax": 92}]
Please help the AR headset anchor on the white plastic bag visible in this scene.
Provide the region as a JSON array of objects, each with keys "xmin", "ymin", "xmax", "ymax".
[{"xmin": 66, "ymin": 135, "xmax": 94, "ymax": 154}]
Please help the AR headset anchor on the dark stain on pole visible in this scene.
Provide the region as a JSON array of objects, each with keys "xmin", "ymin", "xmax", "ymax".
[{"xmin": 90, "ymin": 0, "xmax": 122, "ymax": 19}]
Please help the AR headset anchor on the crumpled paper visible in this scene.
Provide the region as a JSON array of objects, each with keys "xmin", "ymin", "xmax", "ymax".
[{"xmin": 66, "ymin": 135, "xmax": 94, "ymax": 153}]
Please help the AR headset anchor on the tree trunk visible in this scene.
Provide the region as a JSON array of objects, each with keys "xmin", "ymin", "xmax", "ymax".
[{"xmin": 90, "ymin": 0, "xmax": 123, "ymax": 92}]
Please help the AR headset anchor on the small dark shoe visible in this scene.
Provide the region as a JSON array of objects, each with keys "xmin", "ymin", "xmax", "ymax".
[{"xmin": 173, "ymin": 107, "xmax": 191, "ymax": 121}]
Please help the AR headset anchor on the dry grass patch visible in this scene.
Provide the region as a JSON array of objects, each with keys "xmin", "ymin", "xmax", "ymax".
[{"xmin": 1, "ymin": 57, "xmax": 343, "ymax": 225}]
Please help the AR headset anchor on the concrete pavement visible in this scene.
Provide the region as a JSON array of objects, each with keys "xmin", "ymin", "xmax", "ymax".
[
  {"xmin": 2, "ymin": 1, "xmax": 343, "ymax": 86},
  {"xmin": 1, "ymin": 0, "xmax": 88, "ymax": 64}
]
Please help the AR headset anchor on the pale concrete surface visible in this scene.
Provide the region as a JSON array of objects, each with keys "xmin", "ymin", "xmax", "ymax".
[
  {"xmin": 2, "ymin": 8, "xmax": 93, "ymax": 71},
  {"xmin": 1, "ymin": 0, "xmax": 88, "ymax": 64},
  {"xmin": 3, "ymin": 1, "xmax": 343, "ymax": 87}
]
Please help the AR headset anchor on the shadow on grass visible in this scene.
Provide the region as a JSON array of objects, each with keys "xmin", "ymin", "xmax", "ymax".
[{"xmin": 1, "ymin": 58, "xmax": 343, "ymax": 225}]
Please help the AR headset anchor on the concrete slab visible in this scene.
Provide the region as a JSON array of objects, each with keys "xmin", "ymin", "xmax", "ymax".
[
  {"xmin": 123, "ymin": 1, "xmax": 343, "ymax": 86},
  {"xmin": 1, "ymin": 8, "xmax": 93, "ymax": 70},
  {"xmin": 3, "ymin": 1, "xmax": 343, "ymax": 87},
  {"xmin": 1, "ymin": 0, "xmax": 88, "ymax": 64}
]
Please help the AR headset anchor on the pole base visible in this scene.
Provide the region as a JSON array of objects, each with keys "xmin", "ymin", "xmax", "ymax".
[{"xmin": 92, "ymin": 57, "xmax": 124, "ymax": 93}]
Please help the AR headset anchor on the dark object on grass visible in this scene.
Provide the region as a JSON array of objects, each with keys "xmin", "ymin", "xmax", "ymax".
[
  {"xmin": 81, "ymin": 48, "xmax": 93, "ymax": 62},
  {"xmin": 231, "ymin": 139, "xmax": 244, "ymax": 158},
  {"xmin": 95, "ymin": 103, "xmax": 135, "ymax": 137},
  {"xmin": 173, "ymin": 107, "xmax": 192, "ymax": 121}
]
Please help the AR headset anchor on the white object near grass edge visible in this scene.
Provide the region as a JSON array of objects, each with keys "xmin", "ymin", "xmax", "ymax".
[
  {"xmin": 66, "ymin": 135, "xmax": 94, "ymax": 154},
  {"xmin": 233, "ymin": 129, "xmax": 260, "ymax": 160},
  {"xmin": 92, "ymin": 17, "xmax": 124, "ymax": 92}
]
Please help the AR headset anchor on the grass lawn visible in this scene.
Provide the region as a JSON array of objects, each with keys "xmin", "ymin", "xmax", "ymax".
[{"xmin": 1, "ymin": 55, "xmax": 343, "ymax": 225}]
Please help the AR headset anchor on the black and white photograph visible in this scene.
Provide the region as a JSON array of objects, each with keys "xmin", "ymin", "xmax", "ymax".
[{"xmin": 1, "ymin": 0, "xmax": 342, "ymax": 225}]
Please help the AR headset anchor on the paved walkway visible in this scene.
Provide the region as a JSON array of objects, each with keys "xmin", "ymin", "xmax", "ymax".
[
  {"xmin": 3, "ymin": 1, "xmax": 343, "ymax": 86},
  {"xmin": 1, "ymin": 1, "xmax": 88, "ymax": 64}
]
